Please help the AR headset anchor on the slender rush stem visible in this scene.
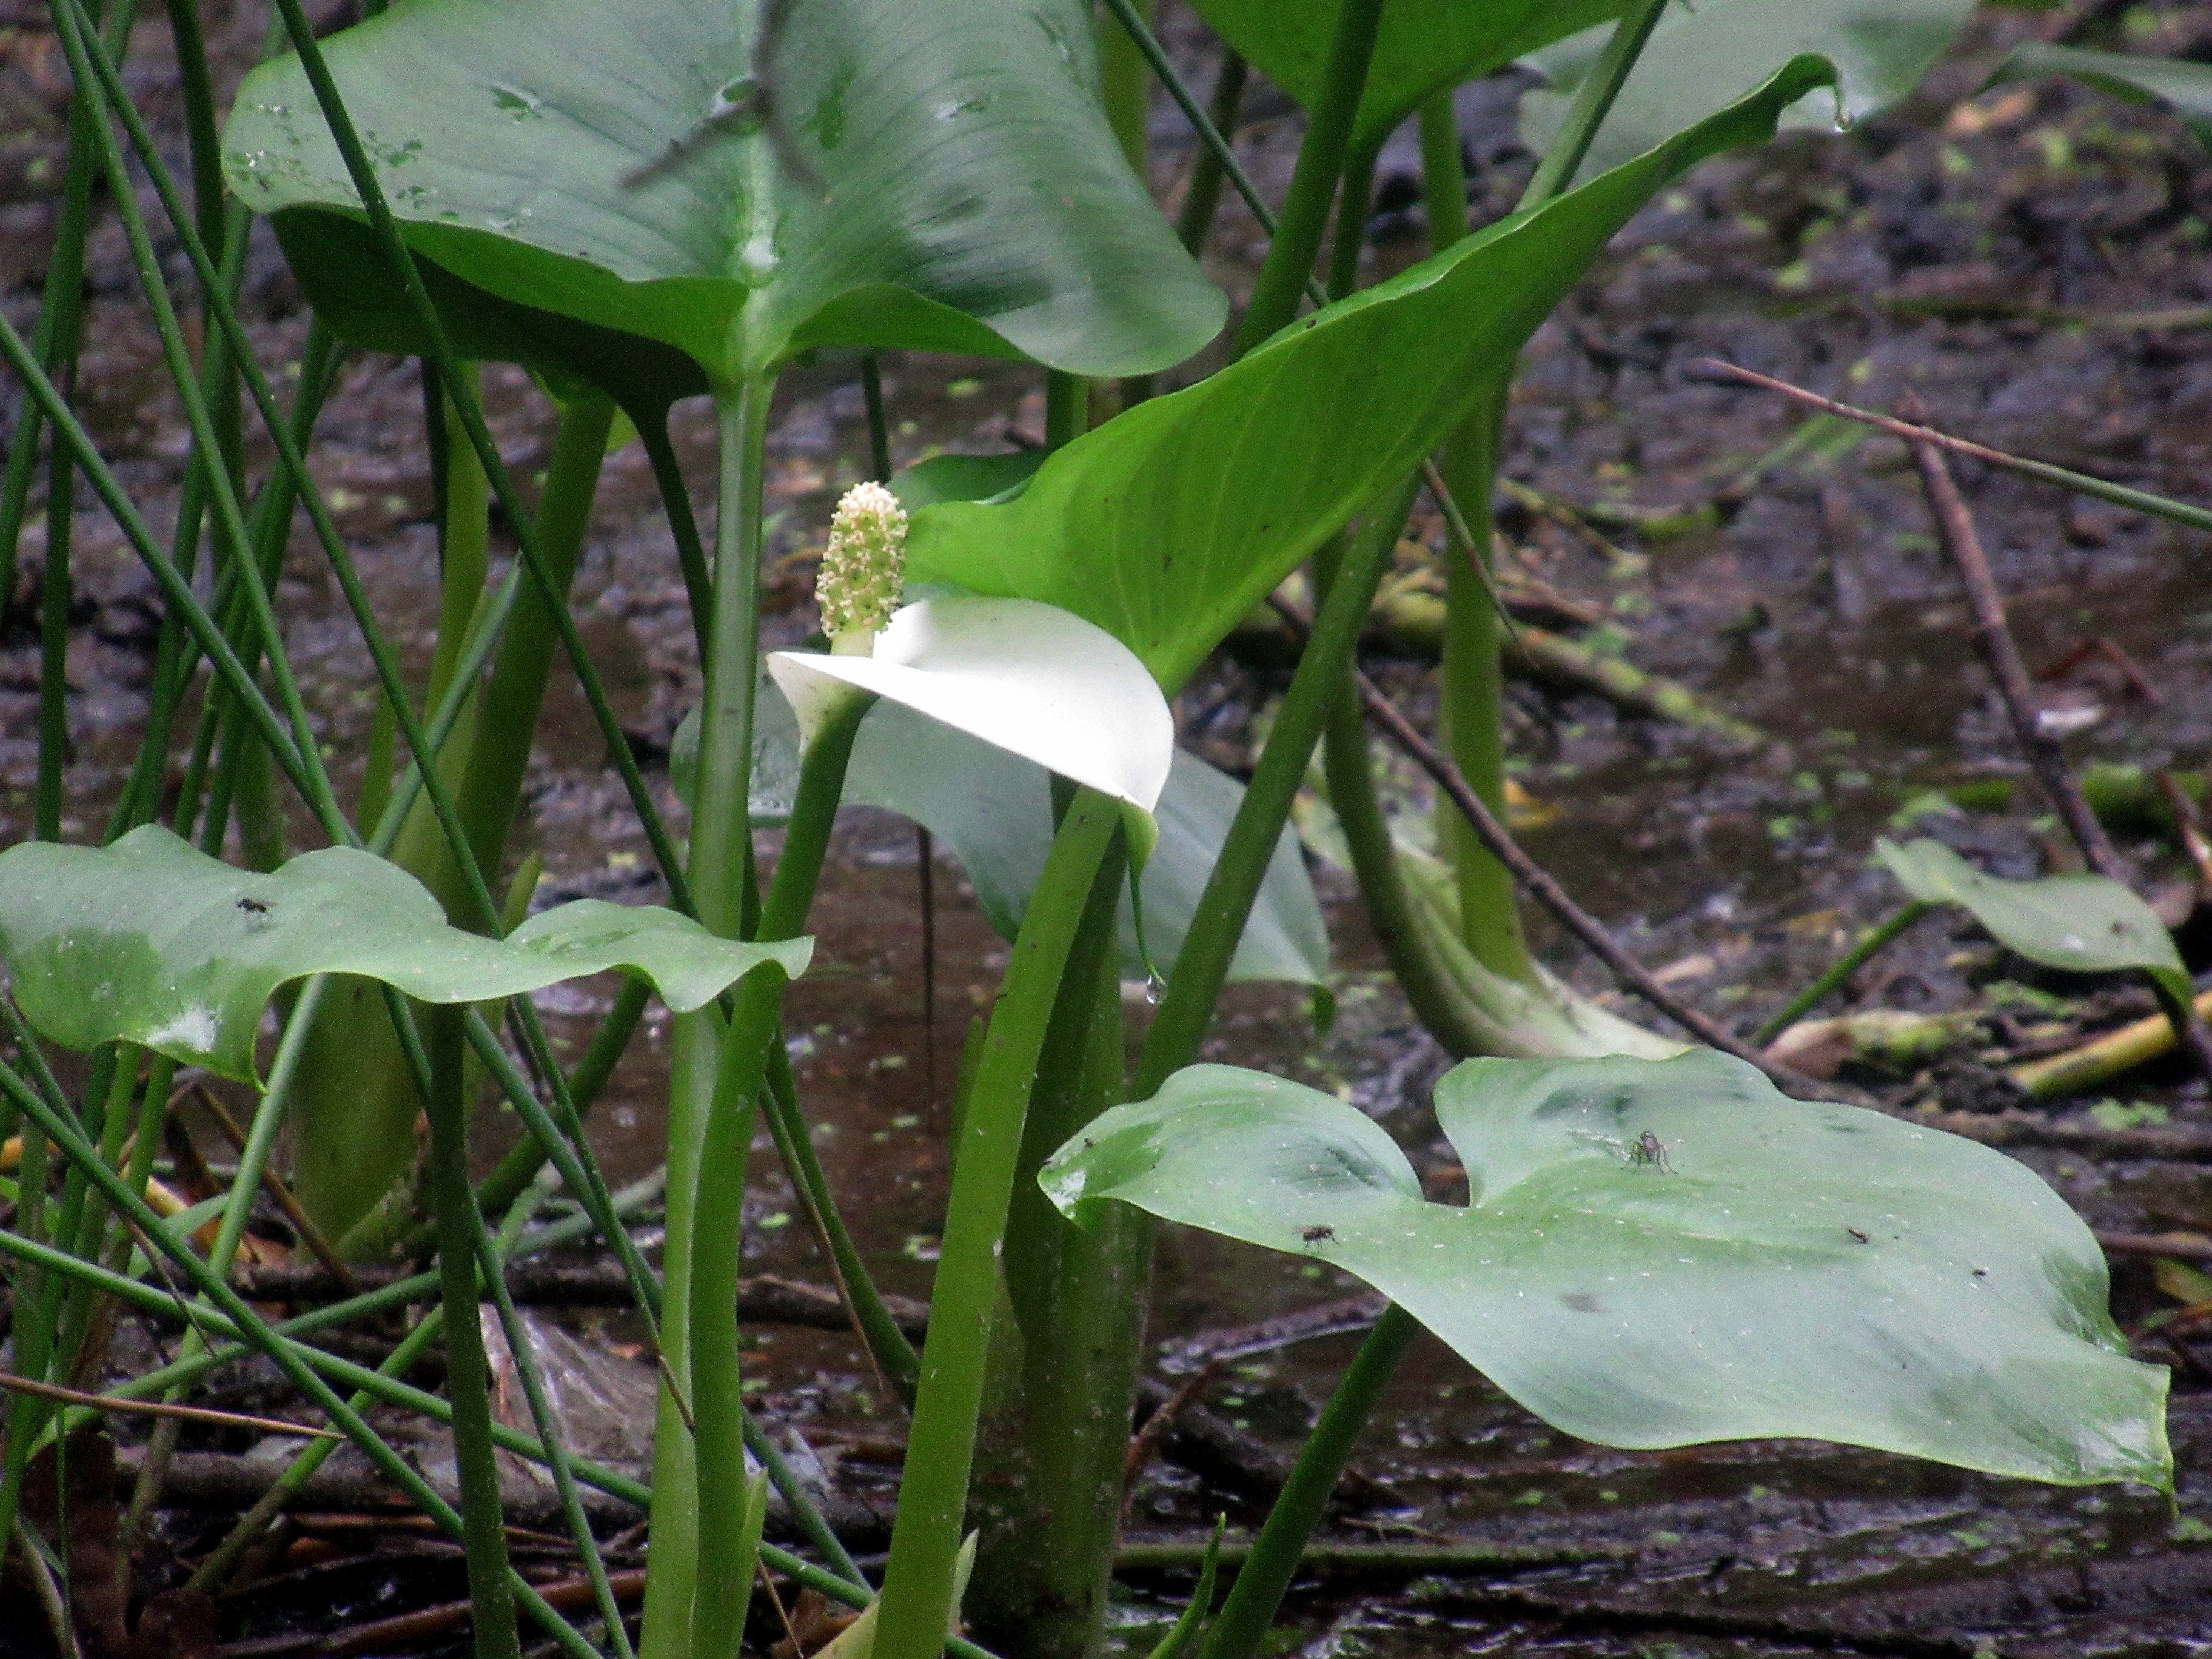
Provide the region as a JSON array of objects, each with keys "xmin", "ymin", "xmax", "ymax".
[
  {"xmin": 1755, "ymin": 903, "xmax": 1932, "ymax": 1045},
  {"xmin": 1197, "ymin": 1307, "xmax": 1420, "ymax": 1659},
  {"xmin": 1518, "ymin": 0, "xmax": 1672, "ymax": 207},
  {"xmin": 0, "ymin": 1061, "xmax": 599, "ymax": 1657},
  {"xmin": 423, "ymin": 1007, "xmax": 523, "ymax": 1659},
  {"xmin": 1228, "ymin": 0, "xmax": 1382, "ymax": 359},
  {"xmin": 1173, "ymin": 52, "xmax": 1247, "ymax": 256},
  {"xmin": 873, "ymin": 791, "xmax": 1122, "ymax": 1659}
]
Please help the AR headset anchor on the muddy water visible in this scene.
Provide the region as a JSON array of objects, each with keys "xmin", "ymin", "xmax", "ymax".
[{"xmin": 10, "ymin": 0, "xmax": 2212, "ymax": 1650}]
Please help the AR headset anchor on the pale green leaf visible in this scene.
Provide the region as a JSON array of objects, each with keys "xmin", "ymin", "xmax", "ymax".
[
  {"xmin": 1042, "ymin": 1052, "xmax": 2171, "ymax": 1489},
  {"xmin": 1875, "ymin": 837, "xmax": 2190, "ymax": 1005},
  {"xmin": 0, "ymin": 826, "xmax": 807, "ymax": 1081}
]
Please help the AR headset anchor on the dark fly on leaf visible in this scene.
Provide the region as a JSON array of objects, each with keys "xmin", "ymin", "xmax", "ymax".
[
  {"xmin": 622, "ymin": 0, "xmax": 819, "ymax": 190},
  {"xmin": 1299, "ymin": 1225, "xmax": 1335, "ymax": 1245}
]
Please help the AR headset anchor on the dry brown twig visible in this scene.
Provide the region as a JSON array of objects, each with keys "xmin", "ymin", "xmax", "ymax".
[{"xmin": 1898, "ymin": 392, "xmax": 2212, "ymax": 1083}]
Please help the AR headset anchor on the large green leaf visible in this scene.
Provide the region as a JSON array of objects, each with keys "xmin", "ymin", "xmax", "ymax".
[
  {"xmin": 905, "ymin": 58, "xmax": 1837, "ymax": 691},
  {"xmin": 1188, "ymin": 0, "xmax": 1622, "ymax": 155},
  {"xmin": 1521, "ymin": 0, "xmax": 1976, "ymax": 184},
  {"xmin": 1988, "ymin": 44, "xmax": 2212, "ymax": 147},
  {"xmin": 223, "ymin": 0, "xmax": 1225, "ymax": 382},
  {"xmin": 1875, "ymin": 837, "xmax": 2191, "ymax": 1007},
  {"xmin": 0, "ymin": 827, "xmax": 808, "ymax": 1081},
  {"xmin": 1042, "ymin": 1053, "xmax": 2170, "ymax": 1489}
]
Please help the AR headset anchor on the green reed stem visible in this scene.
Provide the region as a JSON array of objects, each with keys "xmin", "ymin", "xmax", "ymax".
[
  {"xmin": 1197, "ymin": 1305, "xmax": 1419, "ymax": 1659},
  {"xmin": 874, "ymin": 788, "xmax": 1122, "ymax": 1659},
  {"xmin": 1227, "ymin": 0, "xmax": 1382, "ymax": 358},
  {"xmin": 423, "ymin": 1006, "xmax": 523, "ymax": 1659},
  {"xmin": 469, "ymin": 1170, "xmax": 636, "ymax": 1659},
  {"xmin": 35, "ymin": 418, "xmax": 72, "ymax": 842},
  {"xmin": 638, "ymin": 415, "xmax": 712, "ymax": 662},
  {"xmin": 1518, "ymin": 0, "xmax": 1672, "ymax": 207},
  {"xmin": 643, "ymin": 374, "xmax": 774, "ymax": 1657},
  {"xmin": 0, "ymin": 1058, "xmax": 600, "ymax": 1659},
  {"xmin": 1137, "ymin": 497, "xmax": 1401, "ymax": 1091},
  {"xmin": 0, "ymin": 0, "xmax": 129, "ymax": 622},
  {"xmin": 435, "ymin": 978, "xmax": 651, "ymax": 1252},
  {"xmin": 763, "ymin": 1042, "xmax": 922, "ymax": 1405},
  {"xmin": 1755, "ymin": 902, "xmax": 1932, "ymax": 1045},
  {"xmin": 5, "ymin": 1205, "xmax": 1002, "ymax": 1655},
  {"xmin": 1173, "ymin": 51, "xmax": 1246, "ymax": 257},
  {"xmin": 691, "ymin": 693, "xmax": 870, "ymax": 1659}
]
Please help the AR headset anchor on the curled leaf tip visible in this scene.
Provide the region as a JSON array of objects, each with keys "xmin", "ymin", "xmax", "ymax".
[{"xmin": 819, "ymin": 480, "xmax": 907, "ymax": 650}]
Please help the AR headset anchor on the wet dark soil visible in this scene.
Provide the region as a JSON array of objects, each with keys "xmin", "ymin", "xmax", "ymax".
[{"xmin": 9, "ymin": 0, "xmax": 2212, "ymax": 1653}]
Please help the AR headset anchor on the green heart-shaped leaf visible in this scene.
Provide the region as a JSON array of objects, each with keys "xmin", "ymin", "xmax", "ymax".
[
  {"xmin": 1987, "ymin": 44, "xmax": 2212, "ymax": 147},
  {"xmin": 223, "ymin": 0, "xmax": 1225, "ymax": 382},
  {"xmin": 905, "ymin": 58, "xmax": 1837, "ymax": 689},
  {"xmin": 1875, "ymin": 837, "xmax": 2190, "ymax": 1007},
  {"xmin": 1523, "ymin": 0, "xmax": 1975, "ymax": 185},
  {"xmin": 1042, "ymin": 1051, "xmax": 2170, "ymax": 1489},
  {"xmin": 0, "ymin": 826, "xmax": 808, "ymax": 1081},
  {"xmin": 1188, "ymin": 0, "xmax": 1623, "ymax": 155}
]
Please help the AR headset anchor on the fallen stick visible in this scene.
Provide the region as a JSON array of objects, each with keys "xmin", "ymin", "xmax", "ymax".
[
  {"xmin": 2010, "ymin": 985, "xmax": 2212, "ymax": 1099},
  {"xmin": 1506, "ymin": 623, "xmax": 1768, "ymax": 750},
  {"xmin": 1691, "ymin": 358, "xmax": 2212, "ymax": 536},
  {"xmin": 1903, "ymin": 401, "xmax": 2125, "ymax": 879},
  {"xmin": 1114, "ymin": 1537, "xmax": 1631, "ymax": 1574},
  {"xmin": 0, "ymin": 1370, "xmax": 337, "ymax": 1439}
]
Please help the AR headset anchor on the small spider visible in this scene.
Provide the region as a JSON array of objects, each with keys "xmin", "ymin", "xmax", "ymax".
[
  {"xmin": 1625, "ymin": 1130, "xmax": 1674, "ymax": 1174},
  {"xmin": 1299, "ymin": 1224, "xmax": 1336, "ymax": 1245}
]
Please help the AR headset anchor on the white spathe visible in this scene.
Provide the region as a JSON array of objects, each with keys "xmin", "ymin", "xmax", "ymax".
[{"xmin": 768, "ymin": 595, "xmax": 1175, "ymax": 819}]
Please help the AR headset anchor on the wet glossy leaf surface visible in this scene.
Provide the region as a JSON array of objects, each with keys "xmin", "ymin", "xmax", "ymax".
[
  {"xmin": 1188, "ymin": 0, "xmax": 1620, "ymax": 154},
  {"xmin": 0, "ymin": 826, "xmax": 808, "ymax": 1079},
  {"xmin": 222, "ymin": 0, "xmax": 1224, "ymax": 380},
  {"xmin": 905, "ymin": 61, "xmax": 1837, "ymax": 690},
  {"xmin": 1043, "ymin": 1051, "xmax": 2171, "ymax": 1489},
  {"xmin": 1523, "ymin": 0, "xmax": 1976, "ymax": 183},
  {"xmin": 1990, "ymin": 43, "xmax": 2212, "ymax": 146},
  {"xmin": 1875, "ymin": 836, "xmax": 2190, "ymax": 1005}
]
